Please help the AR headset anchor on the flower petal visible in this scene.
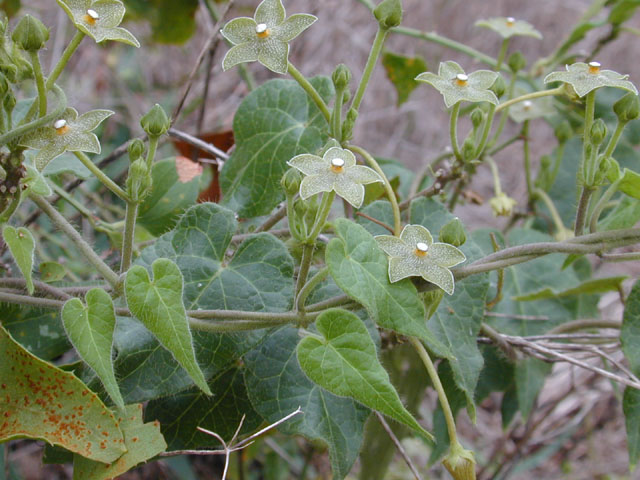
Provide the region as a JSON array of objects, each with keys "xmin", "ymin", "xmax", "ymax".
[
  {"xmin": 35, "ymin": 143, "xmax": 67, "ymax": 171},
  {"xmin": 92, "ymin": 0, "xmax": 126, "ymax": 28},
  {"xmin": 400, "ymin": 224, "xmax": 433, "ymax": 248},
  {"xmin": 274, "ymin": 13, "xmax": 317, "ymax": 42},
  {"xmin": 254, "ymin": 0, "xmax": 286, "ymax": 27},
  {"xmin": 257, "ymin": 39, "xmax": 289, "ymax": 74},
  {"xmin": 388, "ymin": 256, "xmax": 418, "ymax": 283},
  {"xmin": 299, "ymin": 174, "xmax": 334, "ymax": 200},
  {"xmin": 221, "ymin": 17, "xmax": 258, "ymax": 45},
  {"xmin": 222, "ymin": 42, "xmax": 259, "ymax": 71},
  {"xmin": 429, "ymin": 242, "xmax": 466, "ymax": 268},
  {"xmin": 74, "ymin": 109, "xmax": 114, "ymax": 132},
  {"xmin": 99, "ymin": 26, "xmax": 140, "ymax": 47},
  {"xmin": 438, "ymin": 61, "xmax": 465, "ymax": 79},
  {"xmin": 324, "ymin": 147, "xmax": 356, "ymax": 168},
  {"xmin": 19, "ymin": 128, "xmax": 56, "ymax": 150},
  {"xmin": 345, "ymin": 165, "xmax": 382, "ymax": 185},
  {"xmin": 288, "ymin": 153, "xmax": 326, "ymax": 176},
  {"xmin": 420, "ymin": 262, "xmax": 455, "ymax": 295},
  {"xmin": 375, "ymin": 235, "xmax": 411, "ymax": 257},
  {"xmin": 65, "ymin": 132, "xmax": 101, "ymax": 154},
  {"xmin": 468, "ymin": 70, "xmax": 499, "ymax": 90},
  {"xmin": 333, "ymin": 177, "xmax": 365, "ymax": 208}
]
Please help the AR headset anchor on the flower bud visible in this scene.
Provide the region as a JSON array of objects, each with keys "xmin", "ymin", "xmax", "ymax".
[
  {"xmin": 128, "ymin": 139, "xmax": 145, "ymax": 162},
  {"xmin": 589, "ymin": 118, "xmax": 607, "ymax": 146},
  {"xmin": 373, "ymin": 0, "xmax": 403, "ymax": 29},
  {"xmin": 507, "ymin": 51, "xmax": 526, "ymax": 73},
  {"xmin": 613, "ymin": 92, "xmax": 640, "ymax": 124},
  {"xmin": 490, "ymin": 192, "xmax": 517, "ymax": 217},
  {"xmin": 12, "ymin": 15, "xmax": 49, "ymax": 51},
  {"xmin": 140, "ymin": 104, "xmax": 170, "ymax": 137},
  {"xmin": 593, "ymin": 155, "xmax": 611, "ymax": 185},
  {"xmin": 489, "ymin": 74, "xmax": 506, "ymax": 99},
  {"xmin": 126, "ymin": 159, "xmax": 151, "ymax": 200},
  {"xmin": 461, "ymin": 137, "xmax": 476, "ymax": 163},
  {"xmin": 439, "ymin": 217, "xmax": 466, "ymax": 247},
  {"xmin": 342, "ymin": 108, "xmax": 358, "ymax": 141},
  {"xmin": 0, "ymin": 73, "xmax": 8, "ymax": 98},
  {"xmin": 554, "ymin": 120, "xmax": 572, "ymax": 144},
  {"xmin": 0, "ymin": 63, "xmax": 18, "ymax": 83},
  {"xmin": 443, "ymin": 444, "xmax": 476, "ymax": 480},
  {"xmin": 3, "ymin": 90, "xmax": 15, "ymax": 116},
  {"xmin": 422, "ymin": 289, "xmax": 444, "ymax": 318},
  {"xmin": 281, "ymin": 168, "xmax": 302, "ymax": 196},
  {"xmin": 470, "ymin": 108, "xmax": 484, "ymax": 130},
  {"xmin": 606, "ymin": 157, "xmax": 621, "ymax": 182},
  {"xmin": 332, "ymin": 64, "xmax": 352, "ymax": 91}
]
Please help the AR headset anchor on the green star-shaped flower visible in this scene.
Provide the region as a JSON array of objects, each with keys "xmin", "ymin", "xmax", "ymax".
[
  {"xmin": 19, "ymin": 108, "xmax": 113, "ymax": 170},
  {"xmin": 475, "ymin": 17, "xmax": 542, "ymax": 39},
  {"xmin": 416, "ymin": 61, "xmax": 499, "ymax": 108},
  {"xmin": 287, "ymin": 147, "xmax": 383, "ymax": 208},
  {"xmin": 56, "ymin": 0, "xmax": 140, "ymax": 47},
  {"xmin": 221, "ymin": 0, "xmax": 316, "ymax": 74},
  {"xmin": 544, "ymin": 62, "xmax": 638, "ymax": 98},
  {"xmin": 375, "ymin": 224, "xmax": 466, "ymax": 295},
  {"xmin": 489, "ymin": 192, "xmax": 517, "ymax": 217},
  {"xmin": 508, "ymin": 96, "xmax": 555, "ymax": 123}
]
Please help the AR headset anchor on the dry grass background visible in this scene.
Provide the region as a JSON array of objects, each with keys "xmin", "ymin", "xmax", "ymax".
[{"xmin": 7, "ymin": 0, "xmax": 640, "ymax": 478}]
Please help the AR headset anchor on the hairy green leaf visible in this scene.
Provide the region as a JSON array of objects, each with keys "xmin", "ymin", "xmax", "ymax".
[
  {"xmin": 125, "ymin": 259, "xmax": 211, "ymax": 396},
  {"xmin": 624, "ymin": 386, "xmax": 640, "ymax": 471},
  {"xmin": 513, "ymin": 276, "xmax": 627, "ymax": 301},
  {"xmin": 3, "ymin": 226, "xmax": 35, "ymax": 294},
  {"xmin": 39, "ymin": 261, "xmax": 67, "ymax": 283},
  {"xmin": 244, "ymin": 327, "xmax": 369, "ymax": 479},
  {"xmin": 0, "ymin": 324, "xmax": 125, "ymax": 463},
  {"xmin": 124, "ymin": 0, "xmax": 200, "ymax": 44},
  {"xmin": 297, "ymin": 309, "xmax": 433, "ymax": 441},
  {"xmin": 221, "ymin": 77, "xmax": 333, "ymax": 217},
  {"xmin": 622, "ymin": 279, "xmax": 640, "ymax": 375},
  {"xmin": 382, "ymin": 51, "xmax": 427, "ymax": 105},
  {"xmin": 62, "ymin": 288, "xmax": 124, "ymax": 410}
]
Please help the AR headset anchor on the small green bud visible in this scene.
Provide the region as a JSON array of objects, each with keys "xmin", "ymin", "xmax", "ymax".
[
  {"xmin": 128, "ymin": 139, "xmax": 145, "ymax": 162},
  {"xmin": 443, "ymin": 443, "xmax": 476, "ymax": 480},
  {"xmin": 461, "ymin": 137, "xmax": 476, "ymax": 162},
  {"xmin": 589, "ymin": 118, "xmax": 607, "ymax": 145},
  {"xmin": 489, "ymin": 74, "xmax": 506, "ymax": 99},
  {"xmin": 12, "ymin": 15, "xmax": 49, "ymax": 51},
  {"xmin": 342, "ymin": 108, "xmax": 358, "ymax": 141},
  {"xmin": 140, "ymin": 104, "xmax": 170, "ymax": 137},
  {"xmin": 613, "ymin": 92, "xmax": 640, "ymax": 123},
  {"xmin": 126, "ymin": 159, "xmax": 151, "ymax": 200},
  {"xmin": 593, "ymin": 155, "xmax": 611, "ymax": 185},
  {"xmin": 470, "ymin": 108, "xmax": 484, "ymax": 130},
  {"xmin": 0, "ymin": 63, "xmax": 18, "ymax": 83},
  {"xmin": 490, "ymin": 192, "xmax": 517, "ymax": 216},
  {"xmin": 342, "ymin": 89, "xmax": 352, "ymax": 104},
  {"xmin": 281, "ymin": 168, "xmax": 302, "ymax": 196},
  {"xmin": 540, "ymin": 154, "xmax": 551, "ymax": 169},
  {"xmin": 3, "ymin": 90, "xmax": 15, "ymax": 115},
  {"xmin": 554, "ymin": 120, "xmax": 572, "ymax": 144},
  {"xmin": 332, "ymin": 64, "xmax": 352, "ymax": 91},
  {"xmin": 422, "ymin": 289, "xmax": 444, "ymax": 319},
  {"xmin": 0, "ymin": 73, "xmax": 8, "ymax": 98},
  {"xmin": 507, "ymin": 51, "xmax": 526, "ymax": 73},
  {"xmin": 373, "ymin": 0, "xmax": 403, "ymax": 29},
  {"xmin": 439, "ymin": 217, "xmax": 466, "ymax": 247}
]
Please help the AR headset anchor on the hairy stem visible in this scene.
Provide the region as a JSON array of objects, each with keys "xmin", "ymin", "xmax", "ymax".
[
  {"xmin": 533, "ymin": 188, "xmax": 566, "ymax": 234},
  {"xmin": 351, "ymin": 27, "xmax": 388, "ymax": 113},
  {"xmin": 588, "ymin": 178, "xmax": 621, "ymax": 233},
  {"xmin": 29, "ymin": 51, "xmax": 47, "ymax": 118},
  {"xmin": 120, "ymin": 202, "xmax": 139, "ymax": 273},
  {"xmin": 449, "ymin": 102, "xmax": 462, "ymax": 160},
  {"xmin": 287, "ymin": 62, "xmax": 331, "ymax": 123},
  {"xmin": 296, "ymin": 266, "xmax": 329, "ymax": 314},
  {"xmin": 74, "ymin": 152, "xmax": 128, "ymax": 202},
  {"xmin": 494, "ymin": 86, "xmax": 564, "ymax": 113}
]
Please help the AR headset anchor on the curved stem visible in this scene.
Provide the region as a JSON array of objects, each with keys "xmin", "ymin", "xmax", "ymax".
[
  {"xmin": 307, "ymin": 190, "xmax": 335, "ymax": 241},
  {"xmin": 287, "ymin": 62, "xmax": 331, "ymax": 123},
  {"xmin": 46, "ymin": 31, "xmax": 85, "ymax": 90},
  {"xmin": 495, "ymin": 38, "xmax": 510, "ymax": 71},
  {"xmin": 474, "ymin": 104, "xmax": 496, "ymax": 158},
  {"xmin": 351, "ymin": 27, "xmax": 388, "ymax": 113},
  {"xmin": 588, "ymin": 178, "xmax": 621, "ymax": 233},
  {"xmin": 574, "ymin": 186, "xmax": 594, "ymax": 236},
  {"xmin": 295, "ymin": 244, "xmax": 315, "ymax": 298},
  {"xmin": 603, "ymin": 120, "xmax": 625, "ymax": 159},
  {"xmin": 296, "ymin": 266, "xmax": 329, "ymax": 313},
  {"xmin": 486, "ymin": 156, "xmax": 503, "ymax": 196},
  {"xmin": 582, "ymin": 90, "xmax": 597, "ymax": 184},
  {"xmin": 549, "ymin": 318, "xmax": 621, "ymax": 334},
  {"xmin": 449, "ymin": 102, "xmax": 462, "ymax": 160},
  {"xmin": 29, "ymin": 51, "xmax": 47, "ymax": 118},
  {"xmin": 348, "ymin": 144, "xmax": 401, "ymax": 236},
  {"xmin": 74, "ymin": 152, "xmax": 128, "ymax": 202},
  {"xmin": 145, "ymin": 135, "xmax": 159, "ymax": 170},
  {"xmin": 533, "ymin": 188, "xmax": 566, "ymax": 234},
  {"xmin": 120, "ymin": 201, "xmax": 139, "ymax": 273},
  {"xmin": 188, "ymin": 309, "xmax": 318, "ymax": 323},
  {"xmin": 522, "ymin": 121, "xmax": 533, "ymax": 201},
  {"xmin": 494, "ymin": 87, "xmax": 564, "ymax": 113}
]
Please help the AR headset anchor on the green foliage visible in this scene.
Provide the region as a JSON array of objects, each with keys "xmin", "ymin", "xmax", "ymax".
[
  {"xmin": 3, "ymin": 225, "xmax": 35, "ymax": 293},
  {"xmin": 382, "ymin": 51, "xmax": 427, "ymax": 105}
]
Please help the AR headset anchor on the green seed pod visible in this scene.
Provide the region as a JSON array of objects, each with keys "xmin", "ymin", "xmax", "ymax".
[
  {"xmin": 439, "ymin": 217, "xmax": 466, "ymax": 247},
  {"xmin": 613, "ymin": 92, "xmax": 640, "ymax": 123},
  {"xmin": 461, "ymin": 137, "xmax": 476, "ymax": 163},
  {"xmin": 128, "ymin": 139, "xmax": 145, "ymax": 162},
  {"xmin": 373, "ymin": 0, "xmax": 403, "ymax": 29},
  {"xmin": 554, "ymin": 120, "xmax": 572, "ymax": 144},
  {"xmin": 12, "ymin": 15, "xmax": 49, "ymax": 51},
  {"xmin": 332, "ymin": 64, "xmax": 352, "ymax": 91},
  {"xmin": 507, "ymin": 51, "xmax": 527, "ymax": 73},
  {"xmin": 443, "ymin": 444, "xmax": 476, "ymax": 480},
  {"xmin": 140, "ymin": 104, "xmax": 171, "ymax": 137},
  {"xmin": 489, "ymin": 74, "xmax": 506, "ymax": 99},
  {"xmin": 470, "ymin": 108, "xmax": 484, "ymax": 130},
  {"xmin": 342, "ymin": 108, "xmax": 358, "ymax": 141},
  {"xmin": 281, "ymin": 168, "xmax": 302, "ymax": 196},
  {"xmin": 422, "ymin": 289, "xmax": 444, "ymax": 318},
  {"xmin": 127, "ymin": 159, "xmax": 151, "ymax": 200},
  {"xmin": 589, "ymin": 118, "xmax": 607, "ymax": 146}
]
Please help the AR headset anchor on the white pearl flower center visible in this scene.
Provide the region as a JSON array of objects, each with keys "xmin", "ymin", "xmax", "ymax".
[
  {"xmin": 54, "ymin": 119, "xmax": 69, "ymax": 135},
  {"xmin": 415, "ymin": 242, "xmax": 429, "ymax": 257},
  {"xmin": 588, "ymin": 61, "xmax": 601, "ymax": 74},
  {"xmin": 455, "ymin": 73, "xmax": 468, "ymax": 86},
  {"xmin": 87, "ymin": 9, "xmax": 99, "ymax": 20},
  {"xmin": 523, "ymin": 100, "xmax": 532, "ymax": 110},
  {"xmin": 330, "ymin": 157, "xmax": 345, "ymax": 172},
  {"xmin": 256, "ymin": 23, "xmax": 270, "ymax": 38},
  {"xmin": 506, "ymin": 17, "xmax": 515, "ymax": 26}
]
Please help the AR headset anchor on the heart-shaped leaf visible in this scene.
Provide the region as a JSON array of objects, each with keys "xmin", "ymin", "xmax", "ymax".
[
  {"xmin": 3, "ymin": 226, "xmax": 35, "ymax": 294},
  {"xmin": 0, "ymin": 324, "xmax": 125, "ymax": 463},
  {"xmin": 62, "ymin": 288, "xmax": 124, "ymax": 410},
  {"xmin": 125, "ymin": 258, "xmax": 211, "ymax": 396},
  {"xmin": 297, "ymin": 308, "xmax": 433, "ymax": 441}
]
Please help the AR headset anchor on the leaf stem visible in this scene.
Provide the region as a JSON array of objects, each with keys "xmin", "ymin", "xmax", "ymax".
[
  {"xmin": 287, "ymin": 62, "xmax": 331, "ymax": 123},
  {"xmin": 474, "ymin": 104, "xmax": 496, "ymax": 158},
  {"xmin": 351, "ymin": 27, "xmax": 388, "ymax": 114},
  {"xmin": 296, "ymin": 266, "xmax": 329, "ymax": 314},
  {"xmin": 603, "ymin": 119, "xmax": 626, "ymax": 159},
  {"xmin": 494, "ymin": 86, "xmax": 564, "ymax": 113},
  {"xmin": 295, "ymin": 244, "xmax": 315, "ymax": 299},
  {"xmin": 449, "ymin": 102, "xmax": 462, "ymax": 161},
  {"xmin": 332, "ymin": 89, "xmax": 345, "ymax": 141},
  {"xmin": 409, "ymin": 337, "xmax": 458, "ymax": 448},
  {"xmin": 29, "ymin": 193, "xmax": 120, "ymax": 288},
  {"xmin": 522, "ymin": 120, "xmax": 533, "ymax": 201},
  {"xmin": 29, "ymin": 51, "xmax": 47, "ymax": 118},
  {"xmin": 582, "ymin": 90, "xmax": 597, "ymax": 184},
  {"xmin": 120, "ymin": 202, "xmax": 138, "ymax": 273},
  {"xmin": 46, "ymin": 31, "xmax": 85, "ymax": 90},
  {"xmin": 349, "ymin": 144, "xmax": 401, "ymax": 236},
  {"xmin": 533, "ymin": 188, "xmax": 566, "ymax": 234},
  {"xmin": 588, "ymin": 178, "xmax": 621, "ymax": 233},
  {"xmin": 495, "ymin": 38, "xmax": 510, "ymax": 71},
  {"xmin": 307, "ymin": 190, "xmax": 335, "ymax": 241},
  {"xmin": 74, "ymin": 152, "xmax": 128, "ymax": 202},
  {"xmin": 574, "ymin": 186, "xmax": 594, "ymax": 236},
  {"xmin": 486, "ymin": 156, "xmax": 503, "ymax": 196}
]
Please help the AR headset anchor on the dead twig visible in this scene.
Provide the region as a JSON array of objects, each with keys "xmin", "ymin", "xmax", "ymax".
[{"xmin": 375, "ymin": 412, "xmax": 423, "ymax": 480}]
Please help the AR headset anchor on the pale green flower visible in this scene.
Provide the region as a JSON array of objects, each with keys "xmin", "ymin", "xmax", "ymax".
[
  {"xmin": 475, "ymin": 17, "xmax": 542, "ymax": 39},
  {"xmin": 489, "ymin": 192, "xmax": 517, "ymax": 217},
  {"xmin": 287, "ymin": 147, "xmax": 382, "ymax": 208},
  {"xmin": 56, "ymin": 0, "xmax": 140, "ymax": 47},
  {"xmin": 416, "ymin": 61, "xmax": 499, "ymax": 108},
  {"xmin": 508, "ymin": 96, "xmax": 555, "ymax": 123},
  {"xmin": 375, "ymin": 224, "xmax": 466, "ymax": 295},
  {"xmin": 221, "ymin": 0, "xmax": 316, "ymax": 74},
  {"xmin": 544, "ymin": 62, "xmax": 638, "ymax": 98},
  {"xmin": 19, "ymin": 108, "xmax": 113, "ymax": 170}
]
